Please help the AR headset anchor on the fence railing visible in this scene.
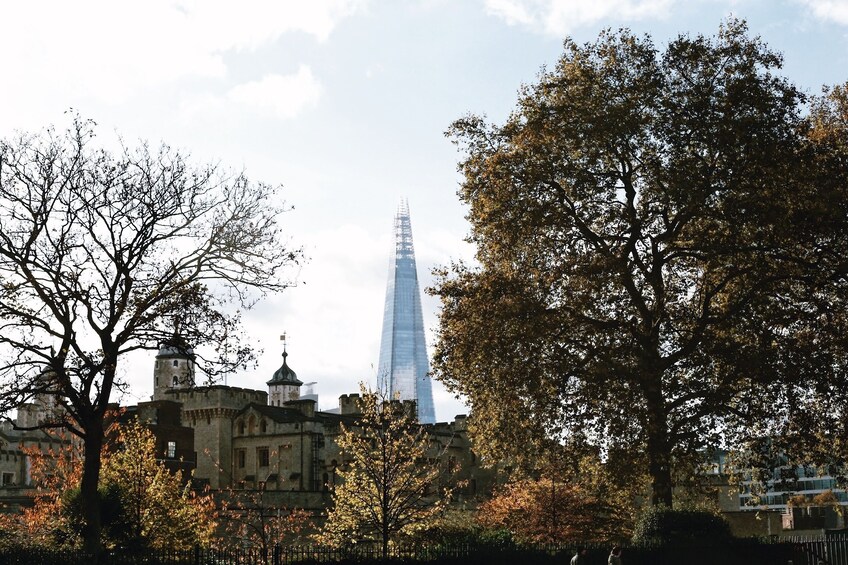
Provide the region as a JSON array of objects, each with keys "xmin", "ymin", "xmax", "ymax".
[
  {"xmin": 784, "ymin": 534, "xmax": 848, "ymax": 565},
  {"xmin": 5, "ymin": 535, "xmax": 848, "ymax": 565}
]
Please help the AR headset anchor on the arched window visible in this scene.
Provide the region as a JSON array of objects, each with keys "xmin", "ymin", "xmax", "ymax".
[
  {"xmin": 173, "ymin": 359, "xmax": 179, "ymax": 367},
  {"xmin": 248, "ymin": 415, "xmax": 256, "ymax": 435},
  {"xmin": 260, "ymin": 420, "xmax": 267, "ymax": 433},
  {"xmin": 237, "ymin": 420, "xmax": 245, "ymax": 435},
  {"xmin": 172, "ymin": 376, "xmax": 178, "ymax": 386}
]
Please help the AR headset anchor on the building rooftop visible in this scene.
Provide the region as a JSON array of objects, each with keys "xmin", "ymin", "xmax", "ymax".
[{"xmin": 267, "ymin": 350, "xmax": 303, "ymax": 386}]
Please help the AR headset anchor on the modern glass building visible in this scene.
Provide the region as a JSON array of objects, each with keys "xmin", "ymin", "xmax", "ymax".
[{"xmin": 377, "ymin": 201, "xmax": 436, "ymax": 424}]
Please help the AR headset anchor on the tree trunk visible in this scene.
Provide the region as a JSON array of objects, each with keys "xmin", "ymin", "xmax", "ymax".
[
  {"xmin": 81, "ymin": 415, "xmax": 105, "ymax": 559},
  {"xmin": 645, "ymin": 382, "xmax": 674, "ymax": 507},
  {"xmin": 382, "ymin": 522, "xmax": 389, "ymax": 561},
  {"xmin": 381, "ymin": 420, "xmax": 390, "ymax": 561},
  {"xmin": 647, "ymin": 433, "xmax": 673, "ymax": 506}
]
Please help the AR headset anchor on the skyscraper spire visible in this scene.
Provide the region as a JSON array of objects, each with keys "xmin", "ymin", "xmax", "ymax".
[{"xmin": 377, "ymin": 201, "xmax": 436, "ymax": 423}]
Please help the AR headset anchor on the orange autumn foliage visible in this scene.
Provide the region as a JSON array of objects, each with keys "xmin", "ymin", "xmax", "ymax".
[
  {"xmin": 477, "ymin": 477, "xmax": 630, "ymax": 544},
  {"xmin": 0, "ymin": 419, "xmax": 217, "ymax": 551},
  {"xmin": 0, "ymin": 432, "xmax": 84, "ymax": 548}
]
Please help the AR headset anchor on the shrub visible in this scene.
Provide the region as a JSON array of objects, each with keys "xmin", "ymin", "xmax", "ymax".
[{"xmin": 631, "ymin": 506, "xmax": 732, "ymax": 546}]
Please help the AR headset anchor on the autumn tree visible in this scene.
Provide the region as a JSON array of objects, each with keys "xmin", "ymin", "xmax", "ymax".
[
  {"xmin": 0, "ymin": 432, "xmax": 82, "ymax": 548},
  {"xmin": 432, "ymin": 20, "xmax": 848, "ymax": 507},
  {"xmin": 322, "ymin": 387, "xmax": 456, "ymax": 560},
  {"xmin": 477, "ymin": 446, "xmax": 639, "ymax": 544},
  {"xmin": 746, "ymin": 82, "xmax": 848, "ymax": 488},
  {"xmin": 0, "ymin": 419, "xmax": 216, "ymax": 551},
  {"xmin": 0, "ymin": 116, "xmax": 301, "ymax": 557},
  {"xmin": 100, "ymin": 420, "xmax": 217, "ymax": 551},
  {"xmin": 479, "ymin": 479, "xmax": 619, "ymax": 544},
  {"xmin": 218, "ymin": 487, "xmax": 311, "ymax": 564}
]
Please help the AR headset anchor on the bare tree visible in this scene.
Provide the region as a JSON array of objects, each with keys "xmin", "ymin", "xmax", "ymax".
[{"xmin": 0, "ymin": 116, "xmax": 301, "ymax": 557}]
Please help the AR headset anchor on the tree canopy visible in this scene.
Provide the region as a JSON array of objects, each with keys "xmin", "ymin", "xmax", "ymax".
[
  {"xmin": 0, "ymin": 116, "xmax": 301, "ymax": 555},
  {"xmin": 100, "ymin": 420, "xmax": 217, "ymax": 551},
  {"xmin": 477, "ymin": 474, "xmax": 632, "ymax": 544},
  {"xmin": 322, "ymin": 387, "xmax": 456, "ymax": 559},
  {"xmin": 432, "ymin": 20, "xmax": 848, "ymax": 506},
  {"xmin": 0, "ymin": 419, "xmax": 216, "ymax": 551}
]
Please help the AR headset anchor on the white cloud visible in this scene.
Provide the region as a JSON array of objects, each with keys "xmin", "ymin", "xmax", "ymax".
[
  {"xmin": 121, "ymin": 221, "xmax": 389, "ymax": 408},
  {"xmin": 228, "ymin": 67, "xmax": 323, "ymax": 120},
  {"xmin": 0, "ymin": 1, "xmax": 363, "ymax": 127},
  {"xmin": 484, "ymin": 0, "xmax": 675, "ymax": 35},
  {"xmin": 799, "ymin": 0, "xmax": 848, "ymax": 25},
  {"xmin": 179, "ymin": 68, "xmax": 323, "ymax": 123},
  {"xmin": 485, "ymin": 0, "xmax": 536, "ymax": 26}
]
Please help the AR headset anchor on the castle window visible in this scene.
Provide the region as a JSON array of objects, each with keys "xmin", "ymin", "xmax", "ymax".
[
  {"xmin": 167, "ymin": 441, "xmax": 176, "ymax": 458},
  {"xmin": 257, "ymin": 448, "xmax": 270, "ymax": 468},
  {"xmin": 260, "ymin": 420, "xmax": 267, "ymax": 433},
  {"xmin": 237, "ymin": 420, "xmax": 245, "ymax": 435},
  {"xmin": 173, "ymin": 360, "xmax": 179, "ymax": 367},
  {"xmin": 237, "ymin": 449, "xmax": 246, "ymax": 469},
  {"xmin": 1, "ymin": 472, "xmax": 13, "ymax": 486},
  {"xmin": 172, "ymin": 376, "xmax": 178, "ymax": 386}
]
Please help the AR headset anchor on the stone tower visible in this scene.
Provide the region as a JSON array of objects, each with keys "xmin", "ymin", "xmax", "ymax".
[
  {"xmin": 152, "ymin": 334, "xmax": 195, "ymax": 401},
  {"xmin": 267, "ymin": 338, "xmax": 302, "ymax": 407},
  {"xmin": 377, "ymin": 201, "xmax": 436, "ymax": 424},
  {"xmin": 16, "ymin": 369, "xmax": 61, "ymax": 429}
]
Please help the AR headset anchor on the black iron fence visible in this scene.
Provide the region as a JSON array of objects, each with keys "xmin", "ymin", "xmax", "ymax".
[
  {"xmin": 784, "ymin": 534, "xmax": 848, "ymax": 565},
  {"xmin": 5, "ymin": 535, "xmax": 848, "ymax": 565}
]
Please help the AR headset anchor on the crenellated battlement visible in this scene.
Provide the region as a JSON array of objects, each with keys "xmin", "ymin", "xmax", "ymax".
[{"xmin": 166, "ymin": 385, "xmax": 267, "ymax": 412}]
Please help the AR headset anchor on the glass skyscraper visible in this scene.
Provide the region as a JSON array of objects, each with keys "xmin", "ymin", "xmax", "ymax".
[{"xmin": 377, "ymin": 201, "xmax": 436, "ymax": 424}]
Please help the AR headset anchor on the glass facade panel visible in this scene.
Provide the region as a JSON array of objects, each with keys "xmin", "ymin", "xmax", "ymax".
[{"xmin": 377, "ymin": 202, "xmax": 436, "ymax": 423}]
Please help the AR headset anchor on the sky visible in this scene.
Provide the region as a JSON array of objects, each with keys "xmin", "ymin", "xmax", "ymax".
[{"xmin": 2, "ymin": 0, "xmax": 847, "ymax": 421}]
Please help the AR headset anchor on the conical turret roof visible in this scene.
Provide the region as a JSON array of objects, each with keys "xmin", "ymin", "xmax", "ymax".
[
  {"xmin": 267, "ymin": 350, "xmax": 303, "ymax": 386},
  {"xmin": 156, "ymin": 332, "xmax": 194, "ymax": 357}
]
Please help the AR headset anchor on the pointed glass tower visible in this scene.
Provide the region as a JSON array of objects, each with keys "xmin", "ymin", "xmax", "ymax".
[{"xmin": 377, "ymin": 201, "xmax": 436, "ymax": 424}]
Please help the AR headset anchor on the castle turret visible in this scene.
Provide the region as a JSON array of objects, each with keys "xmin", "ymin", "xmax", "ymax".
[
  {"xmin": 267, "ymin": 345, "xmax": 302, "ymax": 407},
  {"xmin": 152, "ymin": 333, "xmax": 195, "ymax": 400},
  {"xmin": 339, "ymin": 393, "xmax": 362, "ymax": 416},
  {"xmin": 16, "ymin": 368, "xmax": 61, "ymax": 429}
]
